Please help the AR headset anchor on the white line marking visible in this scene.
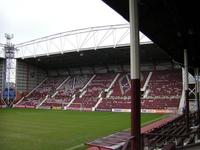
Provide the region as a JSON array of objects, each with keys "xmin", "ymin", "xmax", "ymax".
[{"xmin": 66, "ymin": 143, "xmax": 84, "ymax": 150}]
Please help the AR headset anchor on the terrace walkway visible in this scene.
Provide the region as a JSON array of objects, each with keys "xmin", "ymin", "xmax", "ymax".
[
  {"xmin": 184, "ymin": 145, "xmax": 200, "ymax": 150},
  {"xmin": 86, "ymin": 115, "xmax": 176, "ymax": 150}
]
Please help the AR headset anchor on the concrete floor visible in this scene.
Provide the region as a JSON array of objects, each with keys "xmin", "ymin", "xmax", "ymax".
[{"xmin": 184, "ymin": 145, "xmax": 200, "ymax": 150}]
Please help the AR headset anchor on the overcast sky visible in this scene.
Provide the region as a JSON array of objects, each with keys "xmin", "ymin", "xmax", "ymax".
[{"xmin": 0, "ymin": 0, "xmax": 128, "ymax": 44}]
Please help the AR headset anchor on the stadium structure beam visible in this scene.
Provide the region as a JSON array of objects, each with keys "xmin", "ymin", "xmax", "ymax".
[
  {"xmin": 15, "ymin": 24, "xmax": 152, "ymax": 59},
  {"xmin": 184, "ymin": 49, "xmax": 189, "ymax": 131},
  {"xmin": 129, "ymin": 0, "xmax": 141, "ymax": 150}
]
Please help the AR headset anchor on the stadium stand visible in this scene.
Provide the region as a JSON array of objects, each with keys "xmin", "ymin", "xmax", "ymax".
[
  {"xmin": 96, "ymin": 69, "xmax": 182, "ymax": 112},
  {"xmin": 143, "ymin": 111, "xmax": 200, "ymax": 149},
  {"xmin": 16, "ymin": 77, "xmax": 66, "ymax": 108},
  {"xmin": 14, "ymin": 69, "xmax": 182, "ymax": 112},
  {"xmin": 97, "ymin": 72, "xmax": 148, "ymax": 110},
  {"xmin": 145, "ymin": 70, "xmax": 182, "ymax": 100},
  {"xmin": 0, "ymin": 0, "xmax": 199, "ymax": 149},
  {"xmin": 0, "ymin": 100, "xmax": 5, "ymax": 108},
  {"xmin": 0, "ymin": 92, "xmax": 6, "ymax": 108},
  {"xmin": 141, "ymin": 69, "xmax": 182, "ymax": 112},
  {"xmin": 41, "ymin": 74, "xmax": 91, "ymax": 108},
  {"xmin": 68, "ymin": 73, "xmax": 116, "ymax": 110}
]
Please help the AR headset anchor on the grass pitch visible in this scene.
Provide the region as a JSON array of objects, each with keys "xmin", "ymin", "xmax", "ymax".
[{"xmin": 0, "ymin": 108, "xmax": 165, "ymax": 150}]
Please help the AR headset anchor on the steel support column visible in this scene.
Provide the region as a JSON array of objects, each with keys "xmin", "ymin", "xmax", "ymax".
[
  {"xmin": 26, "ymin": 64, "xmax": 29, "ymax": 92},
  {"xmin": 129, "ymin": 0, "xmax": 141, "ymax": 150},
  {"xmin": 184, "ymin": 49, "xmax": 189, "ymax": 130},
  {"xmin": 195, "ymin": 68, "xmax": 200, "ymax": 124}
]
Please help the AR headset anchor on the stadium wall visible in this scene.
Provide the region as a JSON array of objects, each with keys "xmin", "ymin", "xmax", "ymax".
[
  {"xmin": 46, "ymin": 63, "xmax": 181, "ymax": 77},
  {"xmin": 47, "ymin": 66, "xmax": 124, "ymax": 76}
]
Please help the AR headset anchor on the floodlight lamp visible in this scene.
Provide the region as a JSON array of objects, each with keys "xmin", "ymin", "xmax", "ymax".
[{"xmin": 5, "ymin": 33, "xmax": 14, "ymax": 40}]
